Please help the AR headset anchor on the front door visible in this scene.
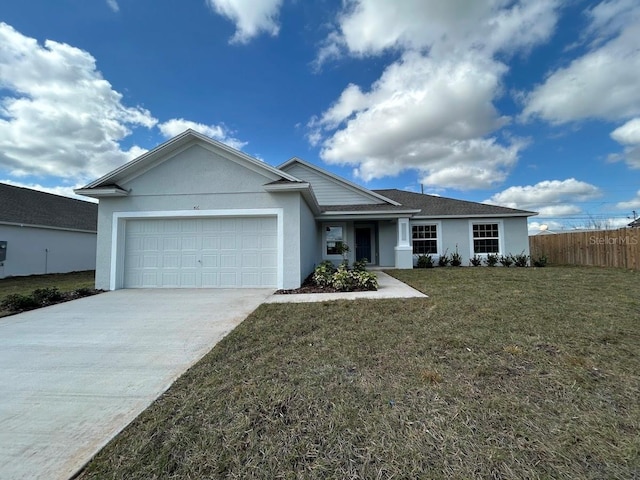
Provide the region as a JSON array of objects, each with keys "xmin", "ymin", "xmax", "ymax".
[{"xmin": 355, "ymin": 227, "xmax": 373, "ymax": 263}]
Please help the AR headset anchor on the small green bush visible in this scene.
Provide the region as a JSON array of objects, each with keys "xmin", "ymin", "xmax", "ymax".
[
  {"xmin": 416, "ymin": 254, "xmax": 434, "ymax": 268},
  {"xmin": 499, "ymin": 255, "xmax": 514, "ymax": 267},
  {"xmin": 75, "ymin": 287, "xmax": 98, "ymax": 297},
  {"xmin": 513, "ymin": 251, "xmax": 529, "ymax": 267},
  {"xmin": 470, "ymin": 255, "xmax": 483, "ymax": 266},
  {"xmin": 533, "ymin": 255, "xmax": 548, "ymax": 267},
  {"xmin": 438, "ymin": 253, "xmax": 450, "ymax": 267},
  {"xmin": 32, "ymin": 287, "xmax": 63, "ymax": 306},
  {"xmin": 352, "ymin": 258, "xmax": 368, "ymax": 272},
  {"xmin": 313, "ymin": 261, "xmax": 336, "ymax": 287},
  {"xmin": 353, "ymin": 270, "xmax": 378, "ymax": 290},
  {"xmin": 450, "ymin": 248, "xmax": 462, "ymax": 267},
  {"xmin": 485, "ymin": 254, "xmax": 499, "ymax": 267},
  {"xmin": 1, "ymin": 294, "xmax": 39, "ymax": 312}
]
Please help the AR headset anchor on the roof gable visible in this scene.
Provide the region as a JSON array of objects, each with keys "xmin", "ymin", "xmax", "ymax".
[
  {"xmin": 0, "ymin": 183, "xmax": 98, "ymax": 232},
  {"xmin": 78, "ymin": 129, "xmax": 299, "ymax": 194},
  {"xmin": 375, "ymin": 189, "xmax": 537, "ymax": 217},
  {"xmin": 278, "ymin": 158, "xmax": 398, "ymax": 206}
]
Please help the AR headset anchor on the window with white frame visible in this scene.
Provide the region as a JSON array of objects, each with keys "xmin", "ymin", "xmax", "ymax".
[
  {"xmin": 324, "ymin": 224, "xmax": 345, "ymax": 256},
  {"xmin": 412, "ymin": 224, "xmax": 438, "ymax": 255},
  {"xmin": 472, "ymin": 223, "xmax": 500, "ymax": 254}
]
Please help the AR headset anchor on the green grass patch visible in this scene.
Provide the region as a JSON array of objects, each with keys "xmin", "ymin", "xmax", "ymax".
[
  {"xmin": 79, "ymin": 267, "xmax": 639, "ymax": 479},
  {"xmin": 0, "ymin": 270, "xmax": 95, "ymax": 317}
]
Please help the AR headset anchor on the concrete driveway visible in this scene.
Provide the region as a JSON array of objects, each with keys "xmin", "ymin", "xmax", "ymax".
[{"xmin": 0, "ymin": 288, "xmax": 272, "ymax": 480}]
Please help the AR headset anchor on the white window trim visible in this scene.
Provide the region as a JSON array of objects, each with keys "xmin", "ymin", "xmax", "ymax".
[
  {"xmin": 468, "ymin": 219, "xmax": 504, "ymax": 257},
  {"xmin": 411, "ymin": 221, "xmax": 442, "ymax": 256},
  {"xmin": 110, "ymin": 208, "xmax": 284, "ymax": 290},
  {"xmin": 322, "ymin": 222, "xmax": 347, "ymax": 260}
]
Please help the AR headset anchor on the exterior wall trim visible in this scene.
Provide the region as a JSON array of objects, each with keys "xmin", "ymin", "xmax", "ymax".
[{"xmin": 110, "ymin": 208, "xmax": 284, "ymax": 290}]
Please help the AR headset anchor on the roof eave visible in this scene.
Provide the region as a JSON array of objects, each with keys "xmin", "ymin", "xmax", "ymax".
[
  {"xmin": 74, "ymin": 187, "xmax": 129, "ymax": 198},
  {"xmin": 412, "ymin": 212, "xmax": 538, "ymax": 219},
  {"xmin": 318, "ymin": 209, "xmax": 421, "ymax": 220},
  {"xmin": 263, "ymin": 182, "xmax": 321, "ymax": 215}
]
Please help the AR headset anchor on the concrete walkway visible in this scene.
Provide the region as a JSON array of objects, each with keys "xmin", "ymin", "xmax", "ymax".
[
  {"xmin": 0, "ymin": 288, "xmax": 272, "ymax": 480},
  {"xmin": 265, "ymin": 271, "xmax": 427, "ymax": 303}
]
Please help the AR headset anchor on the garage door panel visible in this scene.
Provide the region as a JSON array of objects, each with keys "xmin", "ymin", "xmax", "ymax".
[{"xmin": 124, "ymin": 216, "xmax": 277, "ymax": 288}]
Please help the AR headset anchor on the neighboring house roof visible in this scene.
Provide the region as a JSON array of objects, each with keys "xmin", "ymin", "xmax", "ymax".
[
  {"xmin": 0, "ymin": 183, "xmax": 98, "ymax": 232},
  {"xmin": 628, "ymin": 218, "xmax": 640, "ymax": 227},
  {"xmin": 374, "ymin": 189, "xmax": 537, "ymax": 218}
]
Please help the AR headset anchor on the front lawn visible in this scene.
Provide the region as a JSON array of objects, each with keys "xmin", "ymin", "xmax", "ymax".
[{"xmin": 79, "ymin": 267, "xmax": 639, "ymax": 479}]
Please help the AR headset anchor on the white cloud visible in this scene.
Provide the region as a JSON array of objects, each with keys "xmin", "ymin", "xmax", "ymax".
[
  {"xmin": 485, "ymin": 178, "xmax": 602, "ymax": 215},
  {"xmin": 522, "ymin": 2, "xmax": 640, "ymax": 124},
  {"xmin": 106, "ymin": 0, "xmax": 119, "ymax": 13},
  {"xmin": 610, "ymin": 118, "xmax": 640, "ymax": 168},
  {"xmin": 0, "ymin": 22, "xmax": 157, "ymax": 182},
  {"xmin": 527, "ymin": 220, "xmax": 567, "ymax": 234},
  {"xmin": 0, "ymin": 179, "xmax": 97, "ymax": 203},
  {"xmin": 310, "ymin": 52, "xmax": 523, "ymax": 189},
  {"xmin": 318, "ymin": 0, "xmax": 559, "ymax": 63},
  {"xmin": 616, "ymin": 190, "xmax": 640, "ymax": 210},
  {"xmin": 310, "ymin": 1, "xmax": 560, "ymax": 189},
  {"xmin": 206, "ymin": 0, "xmax": 283, "ymax": 44},
  {"xmin": 158, "ymin": 118, "xmax": 247, "ymax": 151}
]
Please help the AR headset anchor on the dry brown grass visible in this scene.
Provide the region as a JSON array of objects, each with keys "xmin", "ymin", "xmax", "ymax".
[{"xmin": 79, "ymin": 267, "xmax": 639, "ymax": 479}]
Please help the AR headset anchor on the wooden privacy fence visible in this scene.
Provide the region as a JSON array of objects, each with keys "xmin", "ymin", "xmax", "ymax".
[{"xmin": 529, "ymin": 228, "xmax": 640, "ymax": 270}]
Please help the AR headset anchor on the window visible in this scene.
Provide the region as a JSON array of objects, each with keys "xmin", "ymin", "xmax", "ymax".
[
  {"xmin": 412, "ymin": 224, "xmax": 438, "ymax": 255},
  {"xmin": 472, "ymin": 223, "xmax": 500, "ymax": 254},
  {"xmin": 325, "ymin": 225, "xmax": 345, "ymax": 256}
]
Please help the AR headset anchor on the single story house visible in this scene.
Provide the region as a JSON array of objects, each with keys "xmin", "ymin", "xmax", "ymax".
[
  {"xmin": 76, "ymin": 130, "xmax": 537, "ymax": 290},
  {"xmin": 0, "ymin": 183, "xmax": 98, "ymax": 279}
]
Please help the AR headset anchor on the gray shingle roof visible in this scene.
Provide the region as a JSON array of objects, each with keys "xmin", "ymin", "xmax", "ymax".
[
  {"xmin": 373, "ymin": 189, "xmax": 536, "ymax": 217},
  {"xmin": 0, "ymin": 183, "xmax": 98, "ymax": 232},
  {"xmin": 628, "ymin": 218, "xmax": 640, "ymax": 227}
]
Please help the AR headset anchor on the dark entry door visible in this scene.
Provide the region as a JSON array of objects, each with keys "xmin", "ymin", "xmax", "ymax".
[{"xmin": 355, "ymin": 227, "xmax": 372, "ymax": 262}]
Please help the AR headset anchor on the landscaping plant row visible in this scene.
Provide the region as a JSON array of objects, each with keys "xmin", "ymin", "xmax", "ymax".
[
  {"xmin": 416, "ymin": 251, "xmax": 548, "ymax": 268},
  {"xmin": 1, "ymin": 286, "xmax": 103, "ymax": 314}
]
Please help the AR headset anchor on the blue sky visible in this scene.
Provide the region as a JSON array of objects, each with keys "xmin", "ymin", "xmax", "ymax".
[{"xmin": 1, "ymin": 0, "xmax": 639, "ymax": 232}]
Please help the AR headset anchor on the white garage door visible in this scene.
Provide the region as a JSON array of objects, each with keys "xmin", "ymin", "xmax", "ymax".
[{"xmin": 124, "ymin": 217, "xmax": 278, "ymax": 288}]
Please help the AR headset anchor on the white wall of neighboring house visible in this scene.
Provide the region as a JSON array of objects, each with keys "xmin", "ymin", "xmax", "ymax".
[{"xmin": 0, "ymin": 224, "xmax": 97, "ymax": 279}]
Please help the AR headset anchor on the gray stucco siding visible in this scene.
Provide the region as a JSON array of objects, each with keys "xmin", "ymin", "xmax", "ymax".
[
  {"xmin": 299, "ymin": 198, "xmax": 319, "ymax": 282},
  {"xmin": 0, "ymin": 225, "xmax": 96, "ymax": 279},
  {"xmin": 409, "ymin": 217, "xmax": 531, "ymax": 266},
  {"xmin": 94, "ymin": 191, "xmax": 305, "ymax": 290},
  {"xmin": 377, "ymin": 220, "xmax": 396, "ymax": 267},
  {"xmin": 120, "ymin": 144, "xmax": 279, "ymax": 196},
  {"xmin": 283, "ymin": 163, "xmax": 384, "ymax": 206}
]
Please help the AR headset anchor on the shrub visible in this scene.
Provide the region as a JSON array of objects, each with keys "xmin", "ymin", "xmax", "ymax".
[
  {"xmin": 313, "ymin": 261, "xmax": 336, "ymax": 287},
  {"xmin": 32, "ymin": 287, "xmax": 63, "ymax": 306},
  {"xmin": 352, "ymin": 258, "xmax": 368, "ymax": 272},
  {"xmin": 331, "ymin": 264, "xmax": 356, "ymax": 291},
  {"xmin": 533, "ymin": 255, "xmax": 548, "ymax": 267},
  {"xmin": 513, "ymin": 251, "xmax": 529, "ymax": 267},
  {"xmin": 484, "ymin": 254, "xmax": 499, "ymax": 267},
  {"xmin": 75, "ymin": 287, "xmax": 99, "ymax": 297},
  {"xmin": 450, "ymin": 247, "xmax": 462, "ymax": 267},
  {"xmin": 416, "ymin": 254, "xmax": 434, "ymax": 268},
  {"xmin": 353, "ymin": 270, "xmax": 378, "ymax": 291},
  {"xmin": 499, "ymin": 255, "xmax": 514, "ymax": 267},
  {"xmin": 470, "ymin": 255, "xmax": 483, "ymax": 266},
  {"xmin": 1, "ymin": 294, "xmax": 39, "ymax": 312},
  {"xmin": 438, "ymin": 252, "xmax": 450, "ymax": 267}
]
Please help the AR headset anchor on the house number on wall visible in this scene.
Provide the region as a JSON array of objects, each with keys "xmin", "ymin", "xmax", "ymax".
[{"xmin": 193, "ymin": 206, "xmax": 200, "ymax": 210}]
